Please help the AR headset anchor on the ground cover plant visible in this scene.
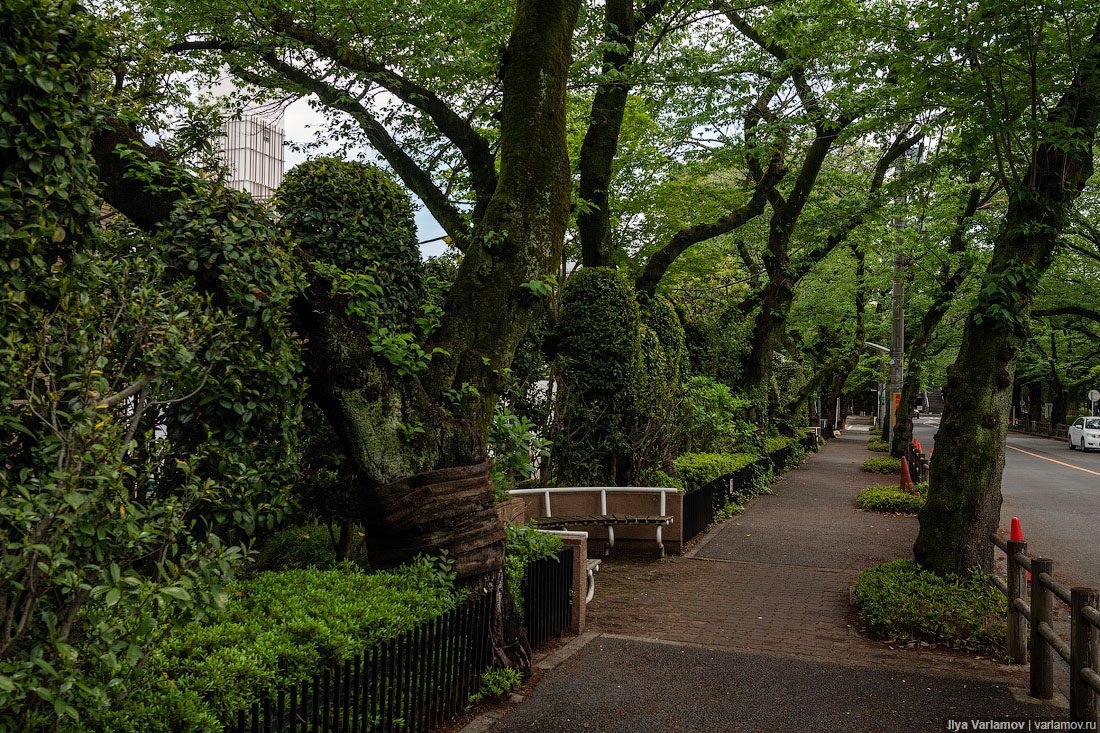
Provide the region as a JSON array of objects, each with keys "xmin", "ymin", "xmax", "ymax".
[
  {"xmin": 856, "ymin": 484, "xmax": 928, "ymax": 514},
  {"xmin": 867, "ymin": 438, "xmax": 889, "ymax": 452},
  {"xmin": 862, "ymin": 456, "xmax": 903, "ymax": 474},
  {"xmin": 852, "ymin": 559, "xmax": 1007, "ymax": 656}
]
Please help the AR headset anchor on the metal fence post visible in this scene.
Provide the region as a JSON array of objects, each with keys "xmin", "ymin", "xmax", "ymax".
[
  {"xmin": 1070, "ymin": 587, "xmax": 1099, "ymax": 723},
  {"xmin": 1007, "ymin": 539, "xmax": 1028, "ymax": 664},
  {"xmin": 1030, "ymin": 558, "xmax": 1054, "ymax": 700}
]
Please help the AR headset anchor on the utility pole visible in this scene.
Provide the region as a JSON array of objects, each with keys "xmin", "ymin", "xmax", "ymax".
[{"xmin": 884, "ymin": 255, "xmax": 905, "ymax": 448}]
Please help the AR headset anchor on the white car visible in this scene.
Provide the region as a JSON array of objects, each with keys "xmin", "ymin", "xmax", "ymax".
[{"xmin": 1068, "ymin": 417, "xmax": 1100, "ymax": 451}]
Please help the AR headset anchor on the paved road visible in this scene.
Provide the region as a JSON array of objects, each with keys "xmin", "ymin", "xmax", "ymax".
[{"xmin": 912, "ymin": 417, "xmax": 1100, "ymax": 590}]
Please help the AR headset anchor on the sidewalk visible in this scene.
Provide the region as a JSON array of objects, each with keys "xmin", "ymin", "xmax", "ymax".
[{"xmin": 488, "ymin": 427, "xmax": 1066, "ymax": 732}]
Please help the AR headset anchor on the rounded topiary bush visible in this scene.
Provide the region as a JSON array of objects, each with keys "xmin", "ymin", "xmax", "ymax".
[
  {"xmin": 277, "ymin": 158, "xmax": 423, "ymax": 326},
  {"xmin": 553, "ymin": 267, "xmax": 641, "ymax": 483}
]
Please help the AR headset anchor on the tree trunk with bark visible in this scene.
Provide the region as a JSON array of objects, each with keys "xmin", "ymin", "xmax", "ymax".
[{"xmin": 914, "ymin": 27, "xmax": 1100, "ymax": 574}]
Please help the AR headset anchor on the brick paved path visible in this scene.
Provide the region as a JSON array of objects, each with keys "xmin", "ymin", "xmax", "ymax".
[
  {"xmin": 486, "ymin": 428, "xmax": 1059, "ymax": 732},
  {"xmin": 586, "ymin": 428, "xmax": 1022, "ymax": 680}
]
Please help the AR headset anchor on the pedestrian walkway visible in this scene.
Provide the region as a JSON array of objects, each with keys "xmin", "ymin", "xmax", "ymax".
[{"xmin": 488, "ymin": 425, "xmax": 1066, "ymax": 732}]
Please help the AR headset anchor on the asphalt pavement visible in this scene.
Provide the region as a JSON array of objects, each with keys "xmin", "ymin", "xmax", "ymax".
[
  {"xmin": 484, "ymin": 428, "xmax": 1068, "ymax": 733},
  {"xmin": 912, "ymin": 417, "xmax": 1100, "ymax": 590}
]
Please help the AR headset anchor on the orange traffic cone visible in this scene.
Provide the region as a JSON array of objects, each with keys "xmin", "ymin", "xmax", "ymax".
[
  {"xmin": 900, "ymin": 456, "xmax": 915, "ymax": 493},
  {"xmin": 1010, "ymin": 517, "xmax": 1030, "ymax": 580}
]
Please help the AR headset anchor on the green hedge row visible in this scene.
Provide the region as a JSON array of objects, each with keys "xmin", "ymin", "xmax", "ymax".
[
  {"xmin": 85, "ymin": 558, "xmax": 463, "ymax": 732},
  {"xmin": 672, "ymin": 452, "xmax": 759, "ymax": 493}
]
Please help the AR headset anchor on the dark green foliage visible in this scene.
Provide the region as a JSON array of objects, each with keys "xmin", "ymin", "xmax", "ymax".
[
  {"xmin": 867, "ymin": 438, "xmax": 890, "ymax": 452},
  {"xmin": 553, "ymin": 268, "xmax": 641, "ymax": 484},
  {"xmin": 556, "ymin": 267, "xmax": 641, "ymax": 400},
  {"xmin": 852, "ymin": 559, "xmax": 1007, "ymax": 655},
  {"xmin": 84, "ymin": 557, "xmax": 463, "ymax": 732},
  {"xmin": 277, "ymin": 158, "xmax": 423, "ymax": 329},
  {"xmin": 279, "ymin": 159, "xmax": 420, "ymax": 319},
  {"xmin": 672, "ymin": 452, "xmax": 759, "ymax": 493},
  {"xmin": 635, "ymin": 468, "xmax": 685, "ymax": 490},
  {"xmin": 252, "ymin": 524, "xmax": 367, "ymax": 572},
  {"xmin": 0, "ymin": 0, "xmax": 100, "ymax": 287},
  {"xmin": 856, "ymin": 484, "xmax": 928, "ymax": 513},
  {"xmin": 504, "ymin": 523, "xmax": 563, "ymax": 622},
  {"xmin": 862, "ymin": 456, "xmax": 903, "ymax": 474}
]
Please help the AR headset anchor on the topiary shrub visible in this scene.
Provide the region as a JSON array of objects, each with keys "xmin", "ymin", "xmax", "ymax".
[
  {"xmin": 856, "ymin": 484, "xmax": 927, "ymax": 514},
  {"xmin": 672, "ymin": 452, "xmax": 759, "ymax": 493},
  {"xmin": 277, "ymin": 157, "xmax": 422, "ymax": 329},
  {"xmin": 852, "ymin": 559, "xmax": 1007, "ymax": 655},
  {"xmin": 862, "ymin": 456, "xmax": 903, "ymax": 474},
  {"xmin": 552, "ymin": 267, "xmax": 641, "ymax": 484}
]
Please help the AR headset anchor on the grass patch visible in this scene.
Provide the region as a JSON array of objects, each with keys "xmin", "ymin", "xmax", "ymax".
[
  {"xmin": 867, "ymin": 438, "xmax": 889, "ymax": 452},
  {"xmin": 862, "ymin": 456, "xmax": 902, "ymax": 474},
  {"xmin": 852, "ymin": 559, "xmax": 1007, "ymax": 656},
  {"xmin": 856, "ymin": 484, "xmax": 927, "ymax": 513}
]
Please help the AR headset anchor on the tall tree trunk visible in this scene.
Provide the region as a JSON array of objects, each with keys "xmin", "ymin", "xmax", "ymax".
[{"xmin": 914, "ymin": 27, "xmax": 1100, "ymax": 574}]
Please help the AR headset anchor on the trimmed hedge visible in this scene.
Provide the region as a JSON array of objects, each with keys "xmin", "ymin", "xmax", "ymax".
[
  {"xmin": 86, "ymin": 558, "xmax": 463, "ymax": 732},
  {"xmin": 764, "ymin": 436, "xmax": 793, "ymax": 453},
  {"xmin": 672, "ymin": 452, "xmax": 758, "ymax": 493},
  {"xmin": 852, "ymin": 559, "xmax": 1007, "ymax": 655},
  {"xmin": 856, "ymin": 484, "xmax": 927, "ymax": 514},
  {"xmin": 861, "ymin": 456, "xmax": 903, "ymax": 474},
  {"xmin": 867, "ymin": 438, "xmax": 889, "ymax": 452}
]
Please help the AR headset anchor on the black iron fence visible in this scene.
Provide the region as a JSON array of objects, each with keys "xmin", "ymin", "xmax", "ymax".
[
  {"xmin": 681, "ymin": 460, "xmax": 765, "ymax": 543},
  {"xmin": 231, "ymin": 594, "xmax": 492, "ymax": 733},
  {"xmin": 524, "ymin": 546, "xmax": 575, "ymax": 648}
]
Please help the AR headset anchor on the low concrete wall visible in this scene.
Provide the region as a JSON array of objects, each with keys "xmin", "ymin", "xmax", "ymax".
[{"xmin": 516, "ymin": 490, "xmax": 684, "ymax": 556}]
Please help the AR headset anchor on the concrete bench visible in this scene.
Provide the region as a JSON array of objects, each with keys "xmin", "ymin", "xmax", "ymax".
[{"xmin": 509, "ymin": 487, "xmax": 678, "ymax": 555}]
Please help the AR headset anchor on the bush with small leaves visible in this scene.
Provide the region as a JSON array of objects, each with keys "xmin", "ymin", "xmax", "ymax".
[
  {"xmin": 852, "ymin": 559, "xmax": 1006, "ymax": 655},
  {"xmin": 861, "ymin": 456, "xmax": 903, "ymax": 474}
]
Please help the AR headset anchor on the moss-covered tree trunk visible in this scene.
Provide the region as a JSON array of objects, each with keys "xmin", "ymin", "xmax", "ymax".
[{"xmin": 914, "ymin": 31, "xmax": 1100, "ymax": 574}]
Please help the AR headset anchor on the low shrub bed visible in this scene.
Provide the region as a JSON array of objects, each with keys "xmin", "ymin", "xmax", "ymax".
[
  {"xmin": 867, "ymin": 438, "xmax": 889, "ymax": 452},
  {"xmin": 856, "ymin": 484, "xmax": 927, "ymax": 513},
  {"xmin": 672, "ymin": 452, "xmax": 758, "ymax": 493},
  {"xmin": 88, "ymin": 556, "xmax": 464, "ymax": 732},
  {"xmin": 862, "ymin": 456, "xmax": 902, "ymax": 474},
  {"xmin": 852, "ymin": 559, "xmax": 1007, "ymax": 655}
]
